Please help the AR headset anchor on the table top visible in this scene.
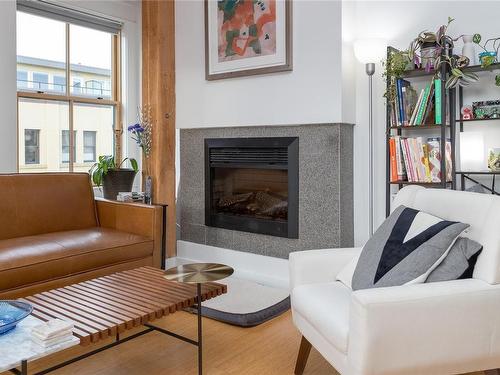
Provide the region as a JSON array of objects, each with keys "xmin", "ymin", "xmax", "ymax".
[
  {"xmin": 0, "ymin": 315, "xmax": 79, "ymax": 373},
  {"xmin": 164, "ymin": 263, "xmax": 234, "ymax": 284},
  {"xmin": 18, "ymin": 267, "xmax": 227, "ymax": 346}
]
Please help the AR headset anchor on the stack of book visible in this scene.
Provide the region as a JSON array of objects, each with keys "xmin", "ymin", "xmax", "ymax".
[
  {"xmin": 31, "ymin": 319, "xmax": 74, "ymax": 348},
  {"xmin": 117, "ymin": 191, "xmax": 145, "ymax": 203},
  {"xmin": 389, "ymin": 136, "xmax": 452, "ymax": 183},
  {"xmin": 390, "ymin": 78, "xmax": 444, "ymax": 127}
]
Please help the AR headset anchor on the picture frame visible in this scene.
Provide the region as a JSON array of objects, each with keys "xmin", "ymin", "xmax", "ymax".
[
  {"xmin": 472, "ymin": 100, "xmax": 500, "ymax": 119},
  {"xmin": 204, "ymin": 0, "xmax": 293, "ymax": 81}
]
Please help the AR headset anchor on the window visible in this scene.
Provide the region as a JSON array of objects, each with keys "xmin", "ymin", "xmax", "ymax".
[
  {"xmin": 16, "ymin": 9, "xmax": 121, "ymax": 174},
  {"xmin": 61, "ymin": 130, "xmax": 76, "ymax": 163},
  {"xmin": 85, "ymin": 80, "xmax": 104, "ymax": 97},
  {"xmin": 17, "ymin": 71, "xmax": 28, "ymax": 89},
  {"xmin": 72, "ymin": 79, "xmax": 82, "ymax": 94},
  {"xmin": 24, "ymin": 129, "xmax": 40, "ymax": 164},
  {"xmin": 32, "ymin": 72, "xmax": 48, "ymax": 91},
  {"xmin": 83, "ymin": 131, "xmax": 96, "ymax": 162},
  {"xmin": 53, "ymin": 75, "xmax": 66, "ymax": 93}
]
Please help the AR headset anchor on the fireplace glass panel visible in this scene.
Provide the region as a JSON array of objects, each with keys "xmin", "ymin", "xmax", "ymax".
[{"xmin": 211, "ymin": 168, "xmax": 288, "ymax": 221}]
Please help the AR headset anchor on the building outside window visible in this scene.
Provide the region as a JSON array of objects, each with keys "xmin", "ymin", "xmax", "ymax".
[
  {"xmin": 53, "ymin": 75, "xmax": 66, "ymax": 93},
  {"xmin": 16, "ymin": 9, "xmax": 120, "ymax": 174},
  {"xmin": 25, "ymin": 129, "xmax": 40, "ymax": 164},
  {"xmin": 32, "ymin": 72, "xmax": 48, "ymax": 91},
  {"xmin": 17, "ymin": 71, "xmax": 28, "ymax": 88},
  {"xmin": 85, "ymin": 80, "xmax": 104, "ymax": 97},
  {"xmin": 83, "ymin": 131, "xmax": 96, "ymax": 162},
  {"xmin": 61, "ymin": 130, "xmax": 76, "ymax": 163},
  {"xmin": 72, "ymin": 79, "xmax": 82, "ymax": 94}
]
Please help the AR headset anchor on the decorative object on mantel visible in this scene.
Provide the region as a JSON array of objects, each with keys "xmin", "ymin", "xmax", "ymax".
[
  {"xmin": 462, "ymin": 35, "xmax": 477, "ymax": 65},
  {"xmin": 204, "ymin": 0, "xmax": 292, "ymax": 80},
  {"xmin": 472, "ymin": 33, "xmax": 500, "ymax": 68},
  {"xmin": 473, "ymin": 100, "xmax": 500, "ymax": 119},
  {"xmin": 129, "ymin": 105, "xmax": 153, "ymax": 204},
  {"xmin": 461, "ymin": 105, "xmax": 473, "ymax": 120},
  {"xmin": 488, "ymin": 148, "xmax": 500, "ymax": 171},
  {"xmin": 0, "ymin": 301, "xmax": 32, "ymax": 335},
  {"xmin": 89, "ymin": 155, "xmax": 139, "ymax": 200}
]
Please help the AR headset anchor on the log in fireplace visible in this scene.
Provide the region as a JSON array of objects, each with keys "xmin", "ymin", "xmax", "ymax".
[{"xmin": 205, "ymin": 137, "xmax": 299, "ymax": 238}]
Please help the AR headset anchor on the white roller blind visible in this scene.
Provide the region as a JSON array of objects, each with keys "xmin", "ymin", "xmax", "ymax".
[{"xmin": 17, "ymin": 0, "xmax": 122, "ymax": 34}]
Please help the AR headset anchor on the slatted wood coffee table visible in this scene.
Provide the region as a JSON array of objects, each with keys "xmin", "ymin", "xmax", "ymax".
[{"xmin": 8, "ymin": 266, "xmax": 227, "ymax": 375}]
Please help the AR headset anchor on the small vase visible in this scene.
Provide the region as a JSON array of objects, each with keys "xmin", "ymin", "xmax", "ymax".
[
  {"xmin": 144, "ymin": 175, "xmax": 153, "ymax": 204},
  {"xmin": 462, "ymin": 35, "xmax": 477, "ymax": 66}
]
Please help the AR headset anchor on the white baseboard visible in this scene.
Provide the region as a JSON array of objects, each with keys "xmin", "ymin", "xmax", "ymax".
[{"xmin": 173, "ymin": 240, "xmax": 289, "ymax": 289}]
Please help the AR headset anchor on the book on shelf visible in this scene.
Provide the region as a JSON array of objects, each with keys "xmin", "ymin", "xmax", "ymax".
[
  {"xmin": 389, "ymin": 78, "xmax": 451, "ymax": 128},
  {"xmin": 389, "ymin": 136, "xmax": 452, "ymax": 183},
  {"xmin": 391, "ymin": 78, "xmax": 418, "ymax": 127},
  {"xmin": 435, "ymin": 78, "xmax": 442, "ymax": 125}
]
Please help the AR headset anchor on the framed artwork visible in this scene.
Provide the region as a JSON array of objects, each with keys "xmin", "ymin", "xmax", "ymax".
[{"xmin": 205, "ymin": 0, "xmax": 293, "ymax": 80}]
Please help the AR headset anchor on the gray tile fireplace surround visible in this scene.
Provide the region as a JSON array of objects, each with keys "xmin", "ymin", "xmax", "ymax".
[{"xmin": 178, "ymin": 123, "xmax": 354, "ymax": 259}]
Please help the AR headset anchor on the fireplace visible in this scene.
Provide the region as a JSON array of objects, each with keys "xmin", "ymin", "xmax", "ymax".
[{"xmin": 205, "ymin": 137, "xmax": 299, "ymax": 238}]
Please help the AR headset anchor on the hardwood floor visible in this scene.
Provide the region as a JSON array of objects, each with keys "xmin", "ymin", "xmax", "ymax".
[{"xmin": 2, "ymin": 311, "xmax": 486, "ymax": 375}]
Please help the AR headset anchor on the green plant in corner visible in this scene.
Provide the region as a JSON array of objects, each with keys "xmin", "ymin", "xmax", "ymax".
[
  {"xmin": 89, "ymin": 155, "xmax": 139, "ymax": 187},
  {"xmin": 383, "ymin": 49, "xmax": 412, "ymax": 102}
]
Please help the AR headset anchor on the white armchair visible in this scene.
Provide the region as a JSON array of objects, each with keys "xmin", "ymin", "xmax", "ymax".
[{"xmin": 290, "ymin": 186, "xmax": 500, "ymax": 375}]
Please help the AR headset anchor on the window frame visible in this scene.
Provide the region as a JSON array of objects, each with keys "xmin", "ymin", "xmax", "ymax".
[{"xmin": 16, "ymin": 15, "xmax": 122, "ymax": 172}]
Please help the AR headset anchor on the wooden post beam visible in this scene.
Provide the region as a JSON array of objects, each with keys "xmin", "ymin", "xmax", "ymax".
[{"xmin": 142, "ymin": 0, "xmax": 176, "ymax": 258}]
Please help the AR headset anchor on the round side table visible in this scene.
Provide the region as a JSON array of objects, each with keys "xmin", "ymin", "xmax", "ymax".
[{"xmin": 164, "ymin": 263, "xmax": 233, "ymax": 375}]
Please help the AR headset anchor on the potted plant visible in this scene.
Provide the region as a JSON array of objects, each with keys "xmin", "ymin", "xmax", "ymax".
[
  {"xmin": 472, "ymin": 33, "xmax": 500, "ymax": 68},
  {"xmin": 89, "ymin": 155, "xmax": 139, "ymax": 200},
  {"xmin": 387, "ymin": 17, "xmax": 479, "ymax": 89}
]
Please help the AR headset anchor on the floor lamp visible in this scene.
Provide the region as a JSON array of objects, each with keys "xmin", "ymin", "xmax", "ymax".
[{"xmin": 353, "ymin": 38, "xmax": 387, "ymax": 237}]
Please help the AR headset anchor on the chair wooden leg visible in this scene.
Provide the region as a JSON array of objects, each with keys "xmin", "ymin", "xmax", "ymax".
[
  {"xmin": 485, "ymin": 370, "xmax": 500, "ymax": 375},
  {"xmin": 294, "ymin": 336, "xmax": 312, "ymax": 375}
]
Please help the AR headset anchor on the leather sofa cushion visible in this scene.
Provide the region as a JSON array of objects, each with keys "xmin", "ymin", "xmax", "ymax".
[
  {"xmin": 292, "ymin": 281, "xmax": 351, "ymax": 353},
  {"xmin": 0, "ymin": 173, "xmax": 97, "ymax": 240},
  {"xmin": 0, "ymin": 227, "xmax": 153, "ymax": 292}
]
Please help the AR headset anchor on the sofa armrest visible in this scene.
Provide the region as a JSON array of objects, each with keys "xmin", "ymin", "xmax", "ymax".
[
  {"xmin": 95, "ymin": 198, "xmax": 164, "ymax": 268},
  {"xmin": 289, "ymin": 247, "xmax": 361, "ymax": 291},
  {"xmin": 348, "ymin": 279, "xmax": 500, "ymax": 374}
]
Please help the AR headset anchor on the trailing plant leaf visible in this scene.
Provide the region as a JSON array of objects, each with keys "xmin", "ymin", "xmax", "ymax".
[
  {"xmin": 473, "ymin": 33, "xmax": 481, "ymax": 44},
  {"xmin": 451, "ymin": 68, "xmax": 464, "ymax": 77},
  {"xmin": 445, "ymin": 75, "xmax": 459, "ymax": 89}
]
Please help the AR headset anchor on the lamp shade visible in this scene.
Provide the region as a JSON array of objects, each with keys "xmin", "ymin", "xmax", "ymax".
[{"xmin": 353, "ymin": 38, "xmax": 387, "ymax": 64}]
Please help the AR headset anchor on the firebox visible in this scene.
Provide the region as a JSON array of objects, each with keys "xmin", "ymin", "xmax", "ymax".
[{"xmin": 205, "ymin": 137, "xmax": 299, "ymax": 238}]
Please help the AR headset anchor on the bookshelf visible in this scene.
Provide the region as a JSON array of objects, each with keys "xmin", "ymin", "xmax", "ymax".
[
  {"xmin": 385, "ymin": 46, "xmax": 456, "ymax": 216},
  {"xmin": 456, "ymin": 63, "xmax": 500, "ymax": 193}
]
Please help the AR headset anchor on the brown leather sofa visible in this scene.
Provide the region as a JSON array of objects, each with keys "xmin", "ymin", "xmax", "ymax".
[{"xmin": 0, "ymin": 173, "xmax": 163, "ymax": 299}]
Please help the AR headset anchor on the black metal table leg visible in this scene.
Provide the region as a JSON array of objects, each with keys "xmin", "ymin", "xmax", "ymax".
[
  {"xmin": 197, "ymin": 282, "xmax": 203, "ymax": 375},
  {"xmin": 21, "ymin": 360, "xmax": 27, "ymax": 375}
]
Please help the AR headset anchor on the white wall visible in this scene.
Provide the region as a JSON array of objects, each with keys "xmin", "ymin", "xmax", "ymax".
[
  {"xmin": 351, "ymin": 1, "xmax": 500, "ymax": 245},
  {"xmin": 175, "ymin": 0, "xmax": 344, "ymax": 129},
  {"xmin": 0, "ymin": 1, "xmax": 18, "ymax": 173},
  {"xmin": 176, "ymin": 0, "xmax": 500, "ymax": 248}
]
